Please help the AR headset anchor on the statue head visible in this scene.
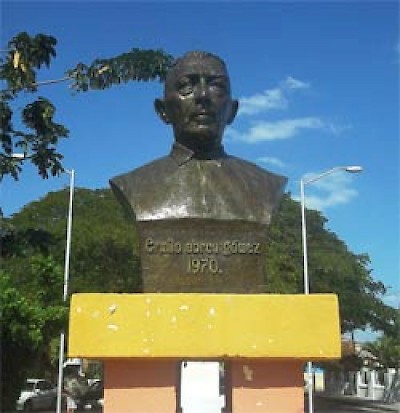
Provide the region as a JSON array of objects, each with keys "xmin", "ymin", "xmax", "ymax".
[{"xmin": 155, "ymin": 51, "xmax": 239, "ymax": 153}]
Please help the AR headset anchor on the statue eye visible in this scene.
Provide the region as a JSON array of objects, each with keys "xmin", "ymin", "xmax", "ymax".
[
  {"xmin": 176, "ymin": 78, "xmax": 194, "ymax": 95},
  {"xmin": 209, "ymin": 78, "xmax": 229, "ymax": 93}
]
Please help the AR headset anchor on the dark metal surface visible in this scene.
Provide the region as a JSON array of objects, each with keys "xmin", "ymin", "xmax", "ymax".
[
  {"xmin": 110, "ymin": 142, "xmax": 286, "ymax": 224},
  {"xmin": 110, "ymin": 51, "xmax": 287, "ymax": 292}
]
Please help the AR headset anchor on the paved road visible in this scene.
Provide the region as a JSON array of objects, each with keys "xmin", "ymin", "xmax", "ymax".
[{"xmin": 313, "ymin": 395, "xmax": 399, "ymax": 413}]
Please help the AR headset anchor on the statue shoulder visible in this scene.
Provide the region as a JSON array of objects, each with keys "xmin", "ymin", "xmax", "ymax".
[
  {"xmin": 226, "ymin": 155, "xmax": 288, "ymax": 192},
  {"xmin": 110, "ymin": 155, "xmax": 174, "ymax": 192},
  {"xmin": 109, "ymin": 155, "xmax": 175, "ymax": 220}
]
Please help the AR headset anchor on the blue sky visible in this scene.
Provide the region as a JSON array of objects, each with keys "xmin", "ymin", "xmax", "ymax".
[{"xmin": 2, "ymin": 2, "xmax": 399, "ymax": 335}]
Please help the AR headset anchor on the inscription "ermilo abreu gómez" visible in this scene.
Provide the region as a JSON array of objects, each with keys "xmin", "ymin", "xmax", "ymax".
[{"xmin": 144, "ymin": 237, "xmax": 262, "ymax": 275}]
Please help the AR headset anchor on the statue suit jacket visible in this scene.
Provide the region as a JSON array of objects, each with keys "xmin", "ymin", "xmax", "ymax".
[{"xmin": 110, "ymin": 143, "xmax": 287, "ymax": 225}]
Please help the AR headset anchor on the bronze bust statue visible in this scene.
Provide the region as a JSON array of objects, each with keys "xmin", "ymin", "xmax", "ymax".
[
  {"xmin": 110, "ymin": 51, "xmax": 286, "ymax": 224},
  {"xmin": 110, "ymin": 51, "xmax": 287, "ymax": 292}
]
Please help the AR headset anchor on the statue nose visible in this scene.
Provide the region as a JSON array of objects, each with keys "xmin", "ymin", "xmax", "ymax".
[{"xmin": 194, "ymin": 79, "xmax": 210, "ymax": 99}]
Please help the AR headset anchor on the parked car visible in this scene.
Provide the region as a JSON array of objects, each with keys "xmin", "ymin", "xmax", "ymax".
[
  {"xmin": 16, "ymin": 378, "xmax": 60, "ymax": 411},
  {"xmin": 76, "ymin": 380, "xmax": 103, "ymax": 410}
]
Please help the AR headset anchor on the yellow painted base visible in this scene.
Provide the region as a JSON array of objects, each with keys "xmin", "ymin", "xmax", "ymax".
[{"xmin": 68, "ymin": 293, "xmax": 340, "ymax": 360}]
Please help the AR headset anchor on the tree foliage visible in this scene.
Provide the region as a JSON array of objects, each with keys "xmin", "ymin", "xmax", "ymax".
[
  {"xmin": 6, "ymin": 187, "xmax": 141, "ymax": 293},
  {"xmin": 1, "ymin": 32, "xmax": 173, "ymax": 181},
  {"xmin": 365, "ymin": 310, "xmax": 400, "ymax": 369},
  {"xmin": 0, "ymin": 262, "xmax": 67, "ymax": 410},
  {"xmin": 266, "ymin": 194, "xmax": 396, "ymax": 333},
  {"xmin": 1, "ymin": 33, "xmax": 68, "ymax": 180},
  {"xmin": 66, "ymin": 48, "xmax": 173, "ymax": 92},
  {"xmin": 366, "ymin": 335, "xmax": 400, "ymax": 369},
  {"xmin": 0, "ymin": 188, "xmax": 140, "ymax": 408}
]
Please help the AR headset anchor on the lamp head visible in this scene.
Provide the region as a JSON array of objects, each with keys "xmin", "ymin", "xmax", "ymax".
[{"xmin": 345, "ymin": 166, "xmax": 363, "ymax": 173}]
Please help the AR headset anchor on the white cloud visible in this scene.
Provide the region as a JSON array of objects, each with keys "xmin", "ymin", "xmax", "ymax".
[
  {"xmin": 238, "ymin": 88, "xmax": 287, "ymax": 116},
  {"xmin": 294, "ymin": 172, "xmax": 359, "ymax": 210},
  {"xmin": 304, "ymin": 188, "xmax": 358, "ymax": 210},
  {"xmin": 257, "ymin": 156, "xmax": 286, "ymax": 168},
  {"xmin": 325, "ymin": 122, "xmax": 353, "ymax": 135},
  {"xmin": 231, "ymin": 76, "xmax": 347, "ymax": 144},
  {"xmin": 238, "ymin": 76, "xmax": 310, "ymax": 116},
  {"xmin": 283, "ymin": 76, "xmax": 310, "ymax": 90},
  {"xmin": 227, "ymin": 117, "xmax": 324, "ymax": 143}
]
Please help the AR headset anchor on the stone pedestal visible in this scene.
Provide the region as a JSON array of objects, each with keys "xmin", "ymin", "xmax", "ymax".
[{"xmin": 68, "ymin": 293, "xmax": 341, "ymax": 413}]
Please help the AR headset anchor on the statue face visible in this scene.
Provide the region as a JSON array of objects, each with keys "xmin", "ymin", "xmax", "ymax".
[{"xmin": 155, "ymin": 55, "xmax": 238, "ymax": 152}]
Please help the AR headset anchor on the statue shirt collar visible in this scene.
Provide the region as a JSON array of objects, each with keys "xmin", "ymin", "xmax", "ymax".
[{"xmin": 170, "ymin": 142, "xmax": 227, "ymax": 167}]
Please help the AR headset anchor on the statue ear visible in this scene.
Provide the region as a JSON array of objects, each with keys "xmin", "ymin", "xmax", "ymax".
[
  {"xmin": 227, "ymin": 100, "xmax": 239, "ymax": 125},
  {"xmin": 154, "ymin": 99, "xmax": 170, "ymax": 124}
]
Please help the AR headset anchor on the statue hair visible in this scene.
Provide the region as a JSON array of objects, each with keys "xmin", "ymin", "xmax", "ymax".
[{"xmin": 165, "ymin": 51, "xmax": 228, "ymax": 85}]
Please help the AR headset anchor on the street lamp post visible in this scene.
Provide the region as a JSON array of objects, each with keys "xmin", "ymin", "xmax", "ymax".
[
  {"xmin": 10, "ymin": 154, "xmax": 75, "ymax": 412},
  {"xmin": 300, "ymin": 165, "xmax": 362, "ymax": 413},
  {"xmin": 56, "ymin": 168, "xmax": 75, "ymax": 413}
]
